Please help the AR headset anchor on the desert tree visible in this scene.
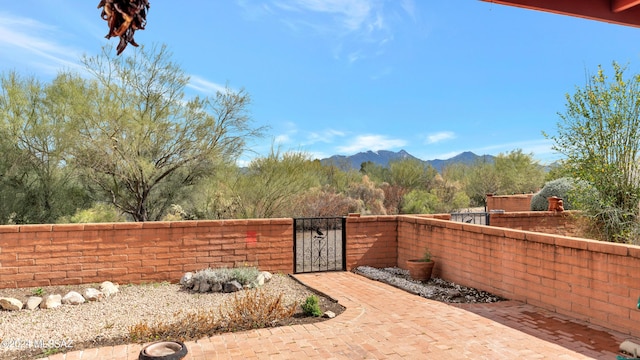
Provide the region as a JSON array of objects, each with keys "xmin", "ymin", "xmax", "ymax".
[
  {"xmin": 547, "ymin": 62, "xmax": 640, "ymax": 242},
  {"xmin": 234, "ymin": 148, "xmax": 320, "ymax": 219},
  {"xmin": 494, "ymin": 149, "xmax": 545, "ymax": 195},
  {"xmin": 0, "ymin": 72, "xmax": 91, "ymax": 224},
  {"xmin": 71, "ymin": 44, "xmax": 264, "ymax": 221}
]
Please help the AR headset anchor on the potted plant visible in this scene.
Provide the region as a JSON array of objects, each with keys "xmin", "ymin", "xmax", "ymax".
[{"xmin": 406, "ymin": 247, "xmax": 435, "ymax": 281}]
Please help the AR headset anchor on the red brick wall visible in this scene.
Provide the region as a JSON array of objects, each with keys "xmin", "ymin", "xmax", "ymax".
[
  {"xmin": 490, "ymin": 211, "xmax": 581, "ymax": 237},
  {"xmin": 397, "ymin": 215, "xmax": 640, "ymax": 338},
  {"xmin": 345, "ymin": 216, "xmax": 397, "ymax": 270},
  {"xmin": 0, "ymin": 219, "xmax": 293, "ymax": 289},
  {"xmin": 486, "ymin": 194, "xmax": 534, "ymax": 212},
  {"xmin": 3, "ymin": 213, "xmax": 639, "ymax": 338}
]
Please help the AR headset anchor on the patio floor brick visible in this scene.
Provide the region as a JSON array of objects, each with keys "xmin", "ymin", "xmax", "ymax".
[{"xmin": 43, "ymin": 271, "xmax": 638, "ymax": 359}]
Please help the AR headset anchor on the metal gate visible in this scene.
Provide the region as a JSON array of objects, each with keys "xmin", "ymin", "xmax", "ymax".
[
  {"xmin": 293, "ymin": 217, "xmax": 346, "ymax": 273},
  {"xmin": 450, "ymin": 212, "xmax": 490, "ymax": 225}
]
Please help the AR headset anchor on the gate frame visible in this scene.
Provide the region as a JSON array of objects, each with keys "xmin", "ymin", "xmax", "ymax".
[
  {"xmin": 293, "ymin": 217, "xmax": 347, "ymax": 274},
  {"xmin": 449, "ymin": 211, "xmax": 490, "ymax": 225}
]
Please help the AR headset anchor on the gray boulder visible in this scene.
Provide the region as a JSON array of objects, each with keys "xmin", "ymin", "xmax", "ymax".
[
  {"xmin": 180, "ymin": 272, "xmax": 194, "ymax": 288},
  {"xmin": 197, "ymin": 280, "xmax": 211, "ymax": 293},
  {"xmin": 223, "ymin": 281, "xmax": 243, "ymax": 293}
]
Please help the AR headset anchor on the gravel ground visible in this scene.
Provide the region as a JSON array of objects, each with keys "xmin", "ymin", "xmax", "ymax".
[
  {"xmin": 353, "ymin": 266, "xmax": 505, "ymax": 303},
  {"xmin": 0, "ymin": 274, "xmax": 341, "ymax": 360}
]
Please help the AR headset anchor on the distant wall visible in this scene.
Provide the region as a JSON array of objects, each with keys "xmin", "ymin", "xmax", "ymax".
[
  {"xmin": 486, "ymin": 194, "xmax": 534, "ymax": 212},
  {"xmin": 490, "ymin": 211, "xmax": 581, "ymax": 237},
  {"xmin": 0, "ymin": 219, "xmax": 293, "ymax": 289}
]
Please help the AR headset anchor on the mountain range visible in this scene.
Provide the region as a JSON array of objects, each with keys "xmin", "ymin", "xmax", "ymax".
[{"xmin": 320, "ymin": 150, "xmax": 495, "ymax": 173}]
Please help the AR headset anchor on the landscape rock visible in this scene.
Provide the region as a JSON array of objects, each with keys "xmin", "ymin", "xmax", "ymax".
[
  {"xmin": 100, "ymin": 281, "xmax": 119, "ymax": 297},
  {"xmin": 180, "ymin": 272, "xmax": 194, "ymax": 288},
  {"xmin": 210, "ymin": 282, "xmax": 222, "ymax": 292},
  {"xmin": 26, "ymin": 296, "xmax": 43, "ymax": 310},
  {"xmin": 250, "ymin": 271, "xmax": 272, "ymax": 288},
  {"xmin": 260, "ymin": 271, "xmax": 273, "ymax": 283},
  {"xmin": 62, "ymin": 291, "xmax": 85, "ymax": 305},
  {"xmin": 41, "ymin": 294, "xmax": 62, "ymax": 309},
  {"xmin": 83, "ymin": 288, "xmax": 104, "ymax": 302},
  {"xmin": 223, "ymin": 281, "xmax": 243, "ymax": 293},
  {"xmin": 190, "ymin": 279, "xmax": 200, "ymax": 291},
  {"xmin": 0, "ymin": 297, "xmax": 23, "ymax": 311},
  {"xmin": 323, "ymin": 311, "xmax": 336, "ymax": 319},
  {"xmin": 197, "ymin": 281, "xmax": 211, "ymax": 293}
]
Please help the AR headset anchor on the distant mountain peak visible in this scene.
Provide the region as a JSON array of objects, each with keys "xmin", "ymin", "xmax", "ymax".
[{"xmin": 320, "ymin": 150, "xmax": 494, "ymax": 172}]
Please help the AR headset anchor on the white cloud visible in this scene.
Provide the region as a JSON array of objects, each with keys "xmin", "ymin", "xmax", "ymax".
[
  {"xmin": 263, "ymin": 0, "xmax": 417, "ymax": 62},
  {"xmin": 473, "ymin": 139, "xmax": 555, "ymax": 156},
  {"xmin": 187, "ymin": 76, "xmax": 228, "ymax": 95},
  {"xmin": 0, "ymin": 13, "xmax": 83, "ymax": 74},
  {"xmin": 274, "ymin": 134, "xmax": 291, "ymax": 144},
  {"xmin": 400, "ymin": 0, "xmax": 417, "ymax": 22},
  {"xmin": 336, "ymin": 134, "xmax": 406, "ymax": 154},
  {"xmin": 275, "ymin": 0, "xmax": 374, "ymax": 32},
  {"xmin": 473, "ymin": 139, "xmax": 562, "ymax": 164},
  {"xmin": 306, "ymin": 129, "xmax": 345, "ymax": 144},
  {"xmin": 426, "ymin": 131, "xmax": 455, "ymax": 144}
]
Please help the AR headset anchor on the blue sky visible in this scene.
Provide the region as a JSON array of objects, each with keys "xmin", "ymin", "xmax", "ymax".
[{"xmin": 1, "ymin": 1, "xmax": 640, "ymax": 166}]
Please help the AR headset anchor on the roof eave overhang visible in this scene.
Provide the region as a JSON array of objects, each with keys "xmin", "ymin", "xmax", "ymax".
[{"xmin": 481, "ymin": 0, "xmax": 640, "ymax": 28}]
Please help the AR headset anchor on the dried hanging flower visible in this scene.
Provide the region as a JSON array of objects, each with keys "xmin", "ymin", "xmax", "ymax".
[{"xmin": 98, "ymin": 0, "xmax": 150, "ymax": 55}]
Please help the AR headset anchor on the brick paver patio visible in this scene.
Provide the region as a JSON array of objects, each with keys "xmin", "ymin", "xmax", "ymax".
[{"xmin": 44, "ymin": 271, "xmax": 636, "ymax": 359}]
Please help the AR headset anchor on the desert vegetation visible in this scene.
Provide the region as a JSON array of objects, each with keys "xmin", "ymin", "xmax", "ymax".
[{"xmin": 3, "ymin": 44, "xmax": 640, "ymax": 243}]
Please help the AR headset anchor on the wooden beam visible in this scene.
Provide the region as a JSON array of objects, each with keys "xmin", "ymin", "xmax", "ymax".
[
  {"xmin": 612, "ymin": 0, "xmax": 640, "ymax": 13},
  {"xmin": 481, "ymin": 0, "xmax": 640, "ymax": 27}
]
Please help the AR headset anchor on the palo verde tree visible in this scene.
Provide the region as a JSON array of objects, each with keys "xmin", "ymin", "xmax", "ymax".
[
  {"xmin": 494, "ymin": 149, "xmax": 545, "ymax": 195},
  {"xmin": 234, "ymin": 148, "xmax": 320, "ymax": 219},
  {"xmin": 71, "ymin": 44, "xmax": 264, "ymax": 221},
  {"xmin": 547, "ymin": 62, "xmax": 640, "ymax": 242},
  {"xmin": 0, "ymin": 72, "xmax": 91, "ymax": 224}
]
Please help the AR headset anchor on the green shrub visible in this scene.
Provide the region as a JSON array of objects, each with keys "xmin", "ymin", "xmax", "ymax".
[
  {"xmin": 301, "ymin": 295, "xmax": 322, "ymax": 317},
  {"xmin": 530, "ymin": 177, "xmax": 579, "ymax": 211},
  {"xmin": 191, "ymin": 266, "xmax": 260, "ymax": 288},
  {"xmin": 57, "ymin": 203, "xmax": 126, "ymax": 223},
  {"xmin": 231, "ymin": 267, "xmax": 260, "ymax": 285}
]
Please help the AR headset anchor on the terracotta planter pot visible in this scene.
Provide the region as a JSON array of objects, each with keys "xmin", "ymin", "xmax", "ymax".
[
  {"xmin": 406, "ymin": 259, "xmax": 435, "ymax": 281},
  {"xmin": 547, "ymin": 196, "xmax": 564, "ymax": 212},
  {"xmin": 139, "ymin": 341, "xmax": 188, "ymax": 360}
]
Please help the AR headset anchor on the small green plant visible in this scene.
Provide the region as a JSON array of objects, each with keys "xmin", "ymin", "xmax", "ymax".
[
  {"xmin": 301, "ymin": 295, "xmax": 322, "ymax": 317},
  {"xmin": 41, "ymin": 348, "xmax": 63, "ymax": 357},
  {"xmin": 421, "ymin": 248, "xmax": 432, "ymax": 262},
  {"xmin": 32, "ymin": 287, "xmax": 45, "ymax": 296}
]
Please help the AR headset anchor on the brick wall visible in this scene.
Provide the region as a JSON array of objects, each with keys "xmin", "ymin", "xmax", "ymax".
[
  {"xmin": 486, "ymin": 194, "xmax": 534, "ymax": 212},
  {"xmin": 397, "ymin": 215, "xmax": 640, "ymax": 338},
  {"xmin": 0, "ymin": 219, "xmax": 293, "ymax": 289},
  {"xmin": 344, "ymin": 216, "xmax": 397, "ymax": 270},
  {"xmin": 490, "ymin": 211, "xmax": 581, "ymax": 237},
  {"xmin": 2, "ymin": 212, "xmax": 639, "ymax": 338}
]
